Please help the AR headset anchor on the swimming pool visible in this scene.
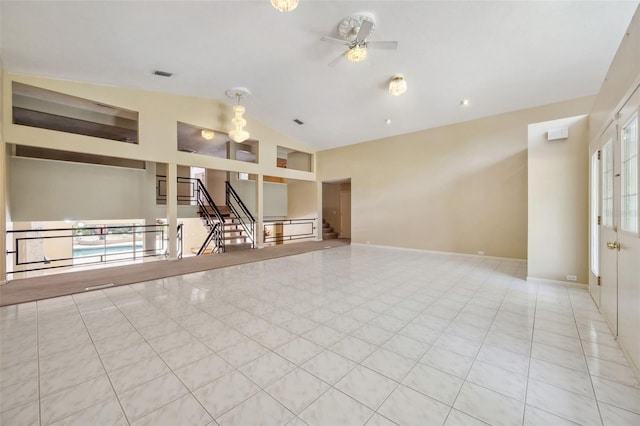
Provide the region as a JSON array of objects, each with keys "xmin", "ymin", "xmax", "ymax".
[{"xmin": 73, "ymin": 243, "xmax": 143, "ymax": 257}]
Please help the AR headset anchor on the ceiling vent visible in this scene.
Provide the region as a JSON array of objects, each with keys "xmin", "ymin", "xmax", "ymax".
[{"xmin": 153, "ymin": 70, "xmax": 173, "ymax": 77}]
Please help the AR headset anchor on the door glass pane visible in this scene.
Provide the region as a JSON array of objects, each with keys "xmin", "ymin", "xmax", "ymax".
[
  {"xmin": 602, "ymin": 140, "xmax": 614, "ymax": 228},
  {"xmin": 591, "ymin": 151, "xmax": 599, "ymax": 275},
  {"xmin": 621, "ymin": 115, "xmax": 638, "ymax": 233}
]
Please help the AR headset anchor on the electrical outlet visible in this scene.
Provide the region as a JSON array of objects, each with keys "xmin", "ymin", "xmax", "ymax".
[
  {"xmin": 478, "ymin": 251, "xmax": 485, "ymax": 255},
  {"xmin": 567, "ymin": 275, "xmax": 577, "ymax": 281}
]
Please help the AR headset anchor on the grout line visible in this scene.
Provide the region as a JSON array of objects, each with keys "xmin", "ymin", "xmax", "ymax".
[
  {"xmin": 520, "ymin": 273, "xmax": 539, "ymax": 425},
  {"xmin": 568, "ymin": 287, "xmax": 606, "ymax": 426},
  {"xmin": 36, "ymin": 301, "xmax": 42, "ymax": 426},
  {"xmin": 71, "ymin": 293, "xmax": 132, "ymax": 426}
]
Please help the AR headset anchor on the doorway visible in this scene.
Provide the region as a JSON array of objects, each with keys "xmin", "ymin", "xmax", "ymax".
[{"xmin": 322, "ymin": 179, "xmax": 351, "ymax": 239}]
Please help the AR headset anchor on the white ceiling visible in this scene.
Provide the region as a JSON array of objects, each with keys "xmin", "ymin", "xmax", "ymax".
[{"xmin": 1, "ymin": 1, "xmax": 638, "ymax": 151}]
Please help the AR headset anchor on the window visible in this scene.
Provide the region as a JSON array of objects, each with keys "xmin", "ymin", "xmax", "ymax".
[
  {"xmin": 621, "ymin": 114, "xmax": 638, "ymax": 233},
  {"xmin": 591, "ymin": 151, "xmax": 600, "ymax": 275},
  {"xmin": 602, "ymin": 140, "xmax": 614, "ymax": 228}
]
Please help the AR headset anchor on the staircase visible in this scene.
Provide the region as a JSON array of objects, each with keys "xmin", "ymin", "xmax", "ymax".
[
  {"xmin": 322, "ymin": 219, "xmax": 338, "ymax": 240},
  {"xmin": 202, "ymin": 205, "xmax": 252, "ymax": 252},
  {"xmin": 194, "ymin": 181, "xmax": 255, "ymax": 255}
]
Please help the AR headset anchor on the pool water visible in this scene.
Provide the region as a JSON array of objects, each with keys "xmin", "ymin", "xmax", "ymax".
[{"xmin": 73, "ymin": 243, "xmax": 143, "ymax": 257}]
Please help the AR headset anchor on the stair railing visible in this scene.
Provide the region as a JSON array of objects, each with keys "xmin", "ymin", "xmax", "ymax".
[
  {"xmin": 192, "ymin": 178, "xmax": 226, "ymax": 254},
  {"xmin": 225, "ymin": 181, "xmax": 256, "ymax": 248}
]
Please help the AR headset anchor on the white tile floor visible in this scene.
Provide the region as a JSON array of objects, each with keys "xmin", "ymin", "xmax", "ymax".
[{"xmin": 1, "ymin": 245, "xmax": 639, "ymax": 426}]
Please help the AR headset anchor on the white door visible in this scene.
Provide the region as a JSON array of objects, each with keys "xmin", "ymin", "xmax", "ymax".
[
  {"xmin": 616, "ymin": 92, "xmax": 639, "ymax": 367},
  {"xmin": 599, "ymin": 124, "xmax": 618, "ymax": 335},
  {"xmin": 589, "ymin": 147, "xmax": 601, "ymax": 306}
]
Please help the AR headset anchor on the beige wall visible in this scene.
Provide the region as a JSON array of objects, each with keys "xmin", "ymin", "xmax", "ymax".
[
  {"xmin": 205, "ymin": 169, "xmax": 227, "ymax": 206},
  {"xmin": 287, "ymin": 180, "xmax": 317, "ymax": 220},
  {"xmin": 0, "ymin": 60, "xmax": 6, "ymax": 282},
  {"xmin": 318, "ymin": 96, "xmax": 594, "ymax": 258},
  {"xmin": 528, "ymin": 115, "xmax": 589, "ymax": 283},
  {"xmin": 340, "ymin": 182, "xmax": 351, "ymax": 238}
]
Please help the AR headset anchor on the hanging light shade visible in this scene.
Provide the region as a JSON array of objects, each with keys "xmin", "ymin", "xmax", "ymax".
[
  {"xmin": 347, "ymin": 45, "xmax": 367, "ymax": 62},
  {"xmin": 201, "ymin": 129, "xmax": 215, "ymax": 140},
  {"xmin": 229, "ymin": 105, "xmax": 249, "ymax": 143},
  {"xmin": 389, "ymin": 75, "xmax": 407, "ymax": 96},
  {"xmin": 271, "ymin": 0, "xmax": 299, "ymax": 12}
]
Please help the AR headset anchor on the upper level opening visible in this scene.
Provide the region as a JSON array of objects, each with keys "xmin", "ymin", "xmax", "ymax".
[
  {"xmin": 277, "ymin": 146, "xmax": 313, "ymax": 172},
  {"xmin": 12, "ymin": 82, "xmax": 139, "ymax": 144},
  {"xmin": 177, "ymin": 121, "xmax": 258, "ymax": 163}
]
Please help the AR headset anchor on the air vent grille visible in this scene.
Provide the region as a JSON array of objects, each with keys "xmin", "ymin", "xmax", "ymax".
[{"xmin": 153, "ymin": 70, "xmax": 173, "ymax": 77}]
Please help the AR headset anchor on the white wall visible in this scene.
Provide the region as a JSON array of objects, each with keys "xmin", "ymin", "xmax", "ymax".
[{"xmin": 528, "ymin": 115, "xmax": 590, "ymax": 283}]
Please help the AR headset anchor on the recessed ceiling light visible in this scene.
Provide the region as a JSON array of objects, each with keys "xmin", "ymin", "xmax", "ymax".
[
  {"xmin": 293, "ymin": 119, "xmax": 304, "ymax": 125},
  {"xmin": 153, "ymin": 70, "xmax": 173, "ymax": 77},
  {"xmin": 385, "ymin": 119, "xmax": 392, "ymax": 125},
  {"xmin": 461, "ymin": 98, "xmax": 470, "ymax": 106}
]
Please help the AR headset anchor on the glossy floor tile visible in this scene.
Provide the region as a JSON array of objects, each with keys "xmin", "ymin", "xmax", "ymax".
[{"xmin": 1, "ymin": 245, "xmax": 639, "ymax": 425}]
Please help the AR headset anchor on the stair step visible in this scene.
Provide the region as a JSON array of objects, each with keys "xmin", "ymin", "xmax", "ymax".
[
  {"xmin": 223, "ymin": 236, "xmax": 248, "ymax": 242},
  {"xmin": 323, "ymin": 232, "xmax": 338, "ymax": 240},
  {"xmin": 223, "ymin": 228, "xmax": 245, "ymax": 234},
  {"xmin": 224, "ymin": 242, "xmax": 252, "ymax": 252}
]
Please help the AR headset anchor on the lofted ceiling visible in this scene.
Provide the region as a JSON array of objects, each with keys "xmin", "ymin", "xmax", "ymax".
[{"xmin": 1, "ymin": 1, "xmax": 638, "ymax": 151}]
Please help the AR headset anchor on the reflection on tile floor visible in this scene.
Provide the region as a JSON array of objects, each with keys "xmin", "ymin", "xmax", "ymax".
[{"xmin": 1, "ymin": 245, "xmax": 639, "ymax": 425}]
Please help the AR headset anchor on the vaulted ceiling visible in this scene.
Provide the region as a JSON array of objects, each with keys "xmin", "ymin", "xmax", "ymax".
[{"xmin": 1, "ymin": 1, "xmax": 638, "ymax": 151}]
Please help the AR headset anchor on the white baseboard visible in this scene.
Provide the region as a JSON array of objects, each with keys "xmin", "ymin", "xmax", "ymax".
[
  {"xmin": 351, "ymin": 243, "xmax": 526, "ymax": 263},
  {"xmin": 526, "ymin": 276, "xmax": 587, "ymax": 288}
]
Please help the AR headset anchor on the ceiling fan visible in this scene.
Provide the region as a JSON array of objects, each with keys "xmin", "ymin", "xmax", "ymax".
[{"xmin": 321, "ymin": 14, "xmax": 398, "ymax": 66}]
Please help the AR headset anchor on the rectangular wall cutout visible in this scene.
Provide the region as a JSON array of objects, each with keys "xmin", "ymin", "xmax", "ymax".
[
  {"xmin": 277, "ymin": 146, "xmax": 313, "ymax": 172},
  {"xmin": 177, "ymin": 122, "xmax": 258, "ymax": 163},
  {"xmin": 12, "ymin": 82, "xmax": 139, "ymax": 144}
]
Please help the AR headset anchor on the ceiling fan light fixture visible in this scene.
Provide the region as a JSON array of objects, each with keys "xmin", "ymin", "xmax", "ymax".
[
  {"xmin": 389, "ymin": 75, "xmax": 407, "ymax": 96},
  {"xmin": 271, "ymin": 0, "xmax": 299, "ymax": 12},
  {"xmin": 347, "ymin": 45, "xmax": 367, "ymax": 62},
  {"xmin": 201, "ymin": 129, "xmax": 215, "ymax": 140}
]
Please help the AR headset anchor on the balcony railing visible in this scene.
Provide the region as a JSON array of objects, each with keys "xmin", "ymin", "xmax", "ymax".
[
  {"xmin": 263, "ymin": 218, "xmax": 317, "ymax": 244},
  {"xmin": 5, "ymin": 223, "xmax": 182, "ymax": 278}
]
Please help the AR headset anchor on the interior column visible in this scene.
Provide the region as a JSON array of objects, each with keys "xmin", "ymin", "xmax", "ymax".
[
  {"xmin": 167, "ymin": 163, "xmax": 178, "ymax": 259},
  {"xmin": 256, "ymin": 174, "xmax": 264, "ymax": 249},
  {"xmin": 143, "ymin": 162, "xmax": 157, "ymax": 256}
]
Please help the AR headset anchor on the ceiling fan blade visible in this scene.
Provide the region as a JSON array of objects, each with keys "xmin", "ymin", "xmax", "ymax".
[
  {"xmin": 366, "ymin": 41, "xmax": 398, "ymax": 50},
  {"xmin": 321, "ymin": 36, "xmax": 349, "ymax": 45},
  {"xmin": 328, "ymin": 50, "xmax": 347, "ymax": 67},
  {"xmin": 356, "ymin": 19, "xmax": 374, "ymax": 41}
]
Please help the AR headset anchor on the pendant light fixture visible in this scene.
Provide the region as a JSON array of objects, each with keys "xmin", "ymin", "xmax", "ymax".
[
  {"xmin": 225, "ymin": 87, "xmax": 251, "ymax": 143},
  {"xmin": 200, "ymin": 129, "xmax": 215, "ymax": 140},
  {"xmin": 389, "ymin": 75, "xmax": 407, "ymax": 96},
  {"xmin": 271, "ymin": 0, "xmax": 299, "ymax": 12}
]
